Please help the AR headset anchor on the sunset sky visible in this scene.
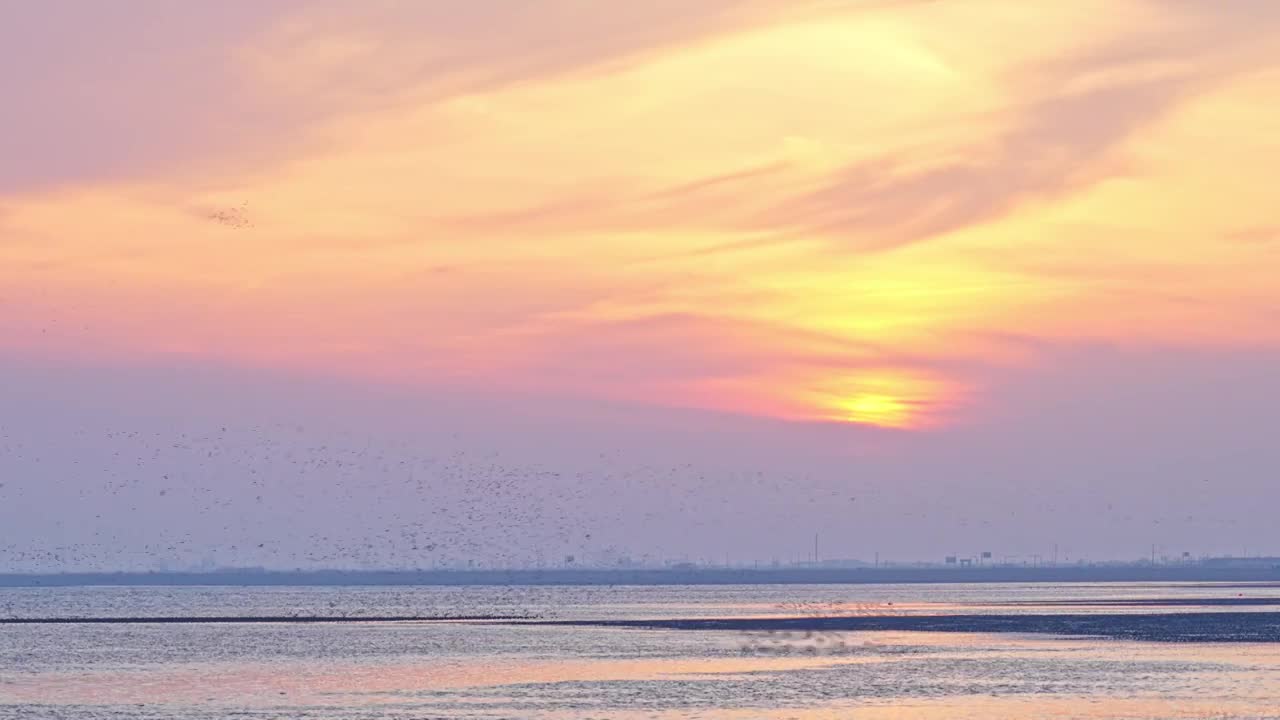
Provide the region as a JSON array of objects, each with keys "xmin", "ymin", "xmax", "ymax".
[{"xmin": 3, "ymin": 1, "xmax": 1279, "ymax": 569}]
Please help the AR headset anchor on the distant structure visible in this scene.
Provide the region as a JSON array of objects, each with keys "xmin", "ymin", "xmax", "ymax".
[{"xmin": 1203, "ymin": 556, "xmax": 1280, "ymax": 569}]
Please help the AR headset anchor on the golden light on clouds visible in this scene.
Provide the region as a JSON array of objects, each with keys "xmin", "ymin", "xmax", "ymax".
[{"xmin": 2, "ymin": 1, "xmax": 1279, "ymax": 431}]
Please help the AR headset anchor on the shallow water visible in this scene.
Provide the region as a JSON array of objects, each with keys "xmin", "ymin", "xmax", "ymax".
[{"xmin": 3, "ymin": 583, "xmax": 1279, "ymax": 719}]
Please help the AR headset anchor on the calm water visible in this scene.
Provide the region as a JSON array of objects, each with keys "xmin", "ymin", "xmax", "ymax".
[{"xmin": 3, "ymin": 583, "xmax": 1280, "ymax": 719}]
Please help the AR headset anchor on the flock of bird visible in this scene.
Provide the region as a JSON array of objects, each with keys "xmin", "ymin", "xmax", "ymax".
[
  {"xmin": 0, "ymin": 415, "xmax": 1250, "ymax": 574},
  {"xmin": 0, "ymin": 420, "xmax": 847, "ymax": 573},
  {"xmin": 203, "ymin": 201, "xmax": 254, "ymax": 230}
]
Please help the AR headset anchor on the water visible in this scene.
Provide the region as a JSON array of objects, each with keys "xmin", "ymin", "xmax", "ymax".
[{"xmin": 3, "ymin": 583, "xmax": 1280, "ymax": 719}]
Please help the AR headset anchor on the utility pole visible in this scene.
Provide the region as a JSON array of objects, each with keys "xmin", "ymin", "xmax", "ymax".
[{"xmin": 814, "ymin": 533, "xmax": 819, "ymax": 566}]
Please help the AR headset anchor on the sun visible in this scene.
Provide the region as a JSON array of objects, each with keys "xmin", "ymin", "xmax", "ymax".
[
  {"xmin": 802, "ymin": 370, "xmax": 955, "ymax": 430},
  {"xmin": 832, "ymin": 392, "xmax": 915, "ymax": 429}
]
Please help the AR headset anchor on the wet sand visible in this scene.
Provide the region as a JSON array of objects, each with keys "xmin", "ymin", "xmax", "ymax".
[
  {"xmin": 990, "ymin": 597, "xmax": 1280, "ymax": 607},
  {"xmin": 537, "ymin": 610, "xmax": 1280, "ymax": 643},
  {"xmin": 7, "ymin": 584, "xmax": 1280, "ymax": 718}
]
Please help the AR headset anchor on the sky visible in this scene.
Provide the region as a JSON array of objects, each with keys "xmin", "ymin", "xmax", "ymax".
[{"xmin": 2, "ymin": 0, "xmax": 1279, "ymax": 571}]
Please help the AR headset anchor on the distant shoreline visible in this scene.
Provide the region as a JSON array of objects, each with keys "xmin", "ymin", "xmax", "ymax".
[
  {"xmin": 0, "ymin": 615, "xmax": 525, "ymax": 625},
  {"xmin": 2, "ymin": 566, "xmax": 1278, "ymax": 588}
]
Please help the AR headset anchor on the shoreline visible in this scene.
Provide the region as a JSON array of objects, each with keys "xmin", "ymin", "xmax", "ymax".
[
  {"xmin": 6, "ymin": 609, "xmax": 1280, "ymax": 643},
  {"xmin": 3, "ymin": 566, "xmax": 1279, "ymax": 588}
]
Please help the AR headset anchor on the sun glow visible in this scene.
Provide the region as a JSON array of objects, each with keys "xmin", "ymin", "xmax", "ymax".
[
  {"xmin": 834, "ymin": 393, "xmax": 915, "ymax": 429},
  {"xmin": 796, "ymin": 371, "xmax": 957, "ymax": 430}
]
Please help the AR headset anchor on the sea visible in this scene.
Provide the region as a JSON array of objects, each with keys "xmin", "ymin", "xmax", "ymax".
[{"xmin": 3, "ymin": 582, "xmax": 1280, "ymax": 719}]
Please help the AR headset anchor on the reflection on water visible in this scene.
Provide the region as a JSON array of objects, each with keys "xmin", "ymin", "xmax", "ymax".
[{"xmin": 3, "ymin": 583, "xmax": 1280, "ymax": 719}]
